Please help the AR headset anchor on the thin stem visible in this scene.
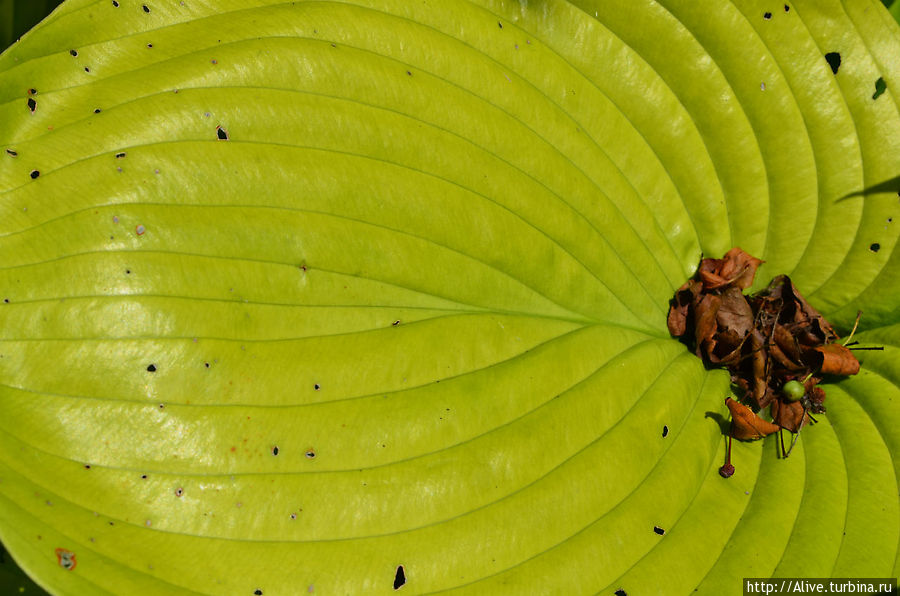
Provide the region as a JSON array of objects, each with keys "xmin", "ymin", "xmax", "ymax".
[{"xmin": 842, "ymin": 311, "xmax": 862, "ymax": 346}]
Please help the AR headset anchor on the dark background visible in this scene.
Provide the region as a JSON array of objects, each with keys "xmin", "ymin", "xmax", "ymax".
[{"xmin": 1, "ymin": 0, "xmax": 65, "ymax": 52}]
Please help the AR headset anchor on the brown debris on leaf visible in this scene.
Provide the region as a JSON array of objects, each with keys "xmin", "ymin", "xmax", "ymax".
[
  {"xmin": 725, "ymin": 397, "xmax": 780, "ymax": 439},
  {"xmin": 668, "ymin": 248, "xmax": 861, "ymax": 474},
  {"xmin": 810, "ymin": 343, "xmax": 861, "ymax": 376},
  {"xmin": 697, "ymin": 247, "xmax": 764, "ymax": 291}
]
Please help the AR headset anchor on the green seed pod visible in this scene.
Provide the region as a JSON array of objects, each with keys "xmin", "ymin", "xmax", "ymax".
[{"xmin": 782, "ymin": 380, "xmax": 806, "ymax": 401}]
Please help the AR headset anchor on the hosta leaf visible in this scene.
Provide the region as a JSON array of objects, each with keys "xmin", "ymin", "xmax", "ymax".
[{"xmin": 0, "ymin": 1, "xmax": 898, "ymax": 594}]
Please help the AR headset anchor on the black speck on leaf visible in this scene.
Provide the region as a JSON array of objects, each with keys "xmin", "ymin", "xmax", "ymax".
[
  {"xmin": 763, "ymin": 11, "xmax": 772, "ymax": 19},
  {"xmin": 873, "ymin": 77, "xmax": 887, "ymax": 100},
  {"xmin": 143, "ymin": 4, "xmax": 150, "ymax": 12},
  {"xmin": 870, "ymin": 243, "xmax": 881, "ymax": 253},
  {"xmin": 784, "ymin": 3, "xmax": 790, "ymax": 11},
  {"xmin": 254, "ymin": 590, "xmax": 263, "ymax": 596},
  {"xmin": 84, "ymin": 67, "xmax": 90, "ymax": 73},
  {"xmin": 662, "ymin": 425, "xmax": 669, "ymax": 437},
  {"xmin": 615, "ymin": 590, "xmax": 628, "ymax": 596},
  {"xmin": 94, "ymin": 108, "xmax": 101, "ymax": 114},
  {"xmin": 6, "ymin": 149, "xmax": 17, "ymax": 157},
  {"xmin": 30, "ymin": 170, "xmax": 39, "ymax": 179},
  {"xmin": 147, "ymin": 364, "xmax": 157, "ymax": 372},
  {"xmin": 393, "ymin": 565, "xmax": 406, "ymax": 590},
  {"xmin": 115, "ymin": 152, "xmax": 126, "ymax": 159},
  {"xmin": 27, "ymin": 97, "xmax": 36, "ymax": 112},
  {"xmin": 216, "ymin": 126, "xmax": 229, "ymax": 140},
  {"xmin": 272, "ymin": 446, "xmax": 279, "ymax": 456},
  {"xmin": 498, "ymin": 21, "xmax": 503, "ymax": 28},
  {"xmin": 653, "ymin": 526, "xmax": 665, "ymax": 535},
  {"xmin": 69, "ymin": 49, "xmax": 77, "ymax": 56},
  {"xmin": 825, "ymin": 52, "xmax": 841, "ymax": 75},
  {"xmin": 112, "ymin": 0, "xmax": 119, "ymax": 5},
  {"xmin": 314, "ymin": 383, "xmax": 321, "ymax": 391}
]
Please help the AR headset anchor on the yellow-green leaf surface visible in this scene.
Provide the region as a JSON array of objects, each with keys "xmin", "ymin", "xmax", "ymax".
[{"xmin": 0, "ymin": 1, "xmax": 898, "ymax": 594}]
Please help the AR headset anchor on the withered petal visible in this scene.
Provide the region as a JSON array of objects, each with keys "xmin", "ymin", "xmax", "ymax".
[
  {"xmin": 726, "ymin": 397, "xmax": 780, "ymax": 440},
  {"xmin": 667, "ymin": 303, "xmax": 688, "ymax": 337},
  {"xmin": 771, "ymin": 399, "xmax": 808, "ymax": 433},
  {"xmin": 718, "ymin": 247, "xmax": 764, "ymax": 290},
  {"xmin": 749, "ymin": 329, "xmax": 770, "ymax": 408},
  {"xmin": 809, "ymin": 343, "xmax": 861, "ymax": 376},
  {"xmin": 694, "ymin": 293, "xmax": 721, "ymax": 358},
  {"xmin": 717, "ymin": 286, "xmax": 754, "ymax": 338}
]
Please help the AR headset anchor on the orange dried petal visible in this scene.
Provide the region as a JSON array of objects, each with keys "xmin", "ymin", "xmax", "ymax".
[{"xmin": 725, "ymin": 397, "xmax": 780, "ymax": 440}]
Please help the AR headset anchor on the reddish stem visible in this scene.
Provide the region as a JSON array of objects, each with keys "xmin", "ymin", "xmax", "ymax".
[{"xmin": 719, "ymin": 433, "xmax": 735, "ymax": 478}]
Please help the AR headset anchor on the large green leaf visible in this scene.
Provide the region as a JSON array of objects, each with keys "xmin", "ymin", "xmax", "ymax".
[{"xmin": 0, "ymin": 1, "xmax": 898, "ymax": 594}]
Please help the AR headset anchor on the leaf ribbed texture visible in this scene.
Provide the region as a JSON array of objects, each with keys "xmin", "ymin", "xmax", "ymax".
[{"xmin": 0, "ymin": 1, "xmax": 898, "ymax": 594}]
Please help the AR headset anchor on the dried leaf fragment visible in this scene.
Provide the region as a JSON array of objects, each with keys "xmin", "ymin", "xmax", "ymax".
[
  {"xmin": 725, "ymin": 397, "xmax": 780, "ymax": 440},
  {"xmin": 809, "ymin": 343, "xmax": 861, "ymax": 376},
  {"xmin": 770, "ymin": 398, "xmax": 809, "ymax": 434},
  {"xmin": 697, "ymin": 247, "xmax": 764, "ymax": 290}
]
